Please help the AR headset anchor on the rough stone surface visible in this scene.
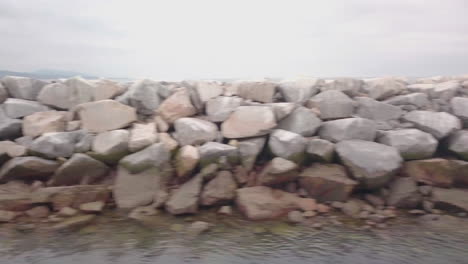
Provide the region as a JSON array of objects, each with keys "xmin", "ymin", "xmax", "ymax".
[
  {"xmin": 222, "ymin": 106, "xmax": 276, "ymax": 138},
  {"xmin": 268, "ymin": 129, "xmax": 306, "ymax": 162},
  {"xmin": 192, "ymin": 81, "xmax": 224, "ymax": 104},
  {"xmin": 157, "ymin": 88, "xmax": 196, "ymax": 123},
  {"xmin": 450, "ymin": 97, "xmax": 468, "ymax": 126},
  {"xmin": 52, "ymin": 215, "xmax": 96, "ymax": 230},
  {"xmin": 0, "ymin": 157, "xmax": 59, "ymax": 182},
  {"xmin": 387, "ymin": 177, "xmax": 422, "ymax": 208},
  {"xmin": 258, "ymin": 157, "xmax": 298, "ymax": 186},
  {"xmin": 165, "ymin": 175, "xmax": 203, "ymax": 215},
  {"xmin": 79, "ymin": 201, "xmax": 105, "ymax": 213},
  {"xmin": 385, "ymin": 93, "xmax": 430, "ymax": 108},
  {"xmin": 1, "ymin": 76, "xmax": 47, "ymax": 100},
  {"xmin": 355, "ymin": 97, "xmax": 404, "ymax": 121},
  {"xmin": 38, "ymin": 77, "xmax": 94, "ymax": 109},
  {"xmin": 91, "ymin": 129, "xmax": 130, "ymax": 164},
  {"xmin": 299, "ymin": 164, "xmax": 357, "ymax": 202},
  {"xmin": 0, "ymin": 83, "xmax": 7, "ymax": 104},
  {"xmin": 365, "ymin": 77, "xmax": 405, "ymax": 100},
  {"xmin": 91, "ymin": 79, "xmax": 125, "ymax": 100},
  {"xmin": 402, "ymin": 111, "xmax": 461, "ymax": 139},
  {"xmin": 128, "ymin": 123, "xmax": 158, "ymax": 152},
  {"xmin": 319, "ymin": 118, "xmax": 377, "ymax": 142},
  {"xmin": 307, "ymin": 90, "xmax": 355, "ymax": 120},
  {"xmin": 77, "ymin": 100, "xmax": 137, "ymax": 133},
  {"xmin": 237, "ymin": 137, "xmax": 266, "ymax": 171},
  {"xmin": 119, "ymin": 79, "xmax": 162, "ymax": 115},
  {"xmin": 158, "ymin": 132, "xmax": 179, "ymax": 151},
  {"xmin": 306, "ymin": 138, "xmax": 334, "ymax": 162},
  {"xmin": 402, "ymin": 159, "xmax": 455, "ymax": 188},
  {"xmin": 22, "ymin": 111, "xmax": 67, "ymax": 138},
  {"xmin": 0, "ymin": 141, "xmax": 27, "ymax": 160},
  {"xmin": 29, "ymin": 131, "xmax": 83, "ymax": 158},
  {"xmin": 267, "ymin": 102, "xmax": 296, "ymax": 121},
  {"xmin": 206, "ymin": 96, "xmax": 243, "ymax": 122},
  {"xmin": 173, "ymin": 118, "xmax": 218, "ymax": 146},
  {"xmin": 432, "ymin": 188, "xmax": 468, "ymax": 212},
  {"xmin": 322, "ymin": 78, "xmax": 362, "ymax": 96},
  {"xmin": 200, "ymin": 171, "xmax": 237, "ymax": 206},
  {"xmin": 448, "ymin": 130, "xmax": 468, "ymax": 160},
  {"xmin": 51, "ymin": 153, "xmax": 109, "ymax": 186},
  {"xmin": 277, "ymin": 106, "xmax": 322, "ymax": 136},
  {"xmin": 336, "ymin": 140, "xmax": 403, "ymax": 189},
  {"xmin": 377, "ymin": 129, "xmax": 438, "ymax": 160},
  {"xmin": 237, "ymin": 82, "xmax": 276, "ymax": 103},
  {"xmin": 198, "ymin": 142, "xmax": 238, "ymax": 167},
  {"xmin": 120, "ymin": 143, "xmax": 170, "ymax": 174},
  {"xmin": 278, "ymin": 79, "xmax": 321, "ymax": 103},
  {"xmin": 175, "ymin": 145, "xmax": 199, "ymax": 178},
  {"xmin": 3, "ymin": 98, "xmax": 50, "ymax": 119}
]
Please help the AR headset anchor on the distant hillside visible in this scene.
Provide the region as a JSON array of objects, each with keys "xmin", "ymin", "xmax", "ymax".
[{"xmin": 0, "ymin": 69, "xmax": 98, "ymax": 80}]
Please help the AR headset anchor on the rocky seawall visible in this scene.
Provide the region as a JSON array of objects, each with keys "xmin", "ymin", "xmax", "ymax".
[{"xmin": 0, "ymin": 75, "xmax": 467, "ymax": 230}]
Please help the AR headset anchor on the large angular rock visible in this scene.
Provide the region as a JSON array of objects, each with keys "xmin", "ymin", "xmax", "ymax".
[
  {"xmin": 119, "ymin": 143, "xmax": 170, "ymax": 174},
  {"xmin": 407, "ymin": 83, "xmax": 436, "ymax": 93},
  {"xmin": 432, "ymin": 188, "xmax": 468, "ymax": 212},
  {"xmin": 3, "ymin": 98, "xmax": 50, "ymax": 119},
  {"xmin": 298, "ymin": 164, "xmax": 357, "ymax": 202},
  {"xmin": 236, "ymin": 81, "xmax": 276, "ymax": 103},
  {"xmin": 0, "ymin": 157, "xmax": 59, "ymax": 183},
  {"xmin": 198, "ymin": 142, "xmax": 238, "ymax": 167},
  {"xmin": 173, "ymin": 118, "xmax": 218, "ymax": 146},
  {"xmin": 31, "ymin": 185, "xmax": 110, "ymax": 210},
  {"xmin": 157, "ymin": 88, "xmax": 196, "ymax": 123},
  {"xmin": 386, "ymin": 177, "xmax": 421, "ymax": 208},
  {"xmin": 192, "ymin": 81, "xmax": 224, "ymax": 104},
  {"xmin": 0, "ymin": 83, "xmax": 8, "ymax": 103},
  {"xmin": 267, "ymin": 102, "xmax": 296, "ymax": 121},
  {"xmin": 175, "ymin": 145, "xmax": 199, "ymax": 178},
  {"xmin": 37, "ymin": 77, "xmax": 94, "ymax": 109},
  {"xmin": 77, "ymin": 100, "xmax": 137, "ymax": 133},
  {"xmin": 450, "ymin": 97, "xmax": 468, "ymax": 126},
  {"xmin": 29, "ymin": 131, "xmax": 84, "ymax": 158},
  {"xmin": 158, "ymin": 132, "xmax": 179, "ymax": 151},
  {"xmin": 22, "ymin": 110, "xmax": 67, "ymax": 138},
  {"xmin": 237, "ymin": 137, "xmax": 266, "ymax": 171},
  {"xmin": 402, "ymin": 159, "xmax": 455, "ymax": 188},
  {"xmin": 385, "ymin": 93, "xmax": 430, "ymax": 108},
  {"xmin": 90, "ymin": 129, "xmax": 130, "ymax": 164},
  {"xmin": 0, "ymin": 112, "xmax": 22, "ymax": 140},
  {"xmin": 365, "ymin": 77, "xmax": 405, "ymax": 100},
  {"xmin": 118, "ymin": 79, "xmax": 161, "ymax": 115},
  {"xmin": 206, "ymin": 96, "xmax": 243, "ymax": 122},
  {"xmin": 431, "ymin": 81, "xmax": 460, "ymax": 100},
  {"xmin": 336, "ymin": 140, "xmax": 403, "ymax": 189},
  {"xmin": 0, "ymin": 141, "xmax": 27, "ymax": 162},
  {"xmin": 307, "ymin": 90, "xmax": 355, "ymax": 120},
  {"xmin": 277, "ymin": 79, "xmax": 321, "ymax": 103},
  {"xmin": 448, "ymin": 130, "xmax": 468, "ymax": 160},
  {"xmin": 257, "ymin": 157, "xmax": 298, "ymax": 186},
  {"xmin": 319, "ymin": 118, "xmax": 377, "ymax": 142},
  {"xmin": 114, "ymin": 166, "xmax": 170, "ymax": 209},
  {"xmin": 200, "ymin": 171, "xmax": 237, "ymax": 206},
  {"xmin": 402, "ymin": 111, "xmax": 461, "ymax": 139},
  {"xmin": 1, "ymin": 76, "xmax": 47, "ymax": 100},
  {"xmin": 355, "ymin": 97, "xmax": 403, "ymax": 121},
  {"xmin": 165, "ymin": 174, "xmax": 203, "ymax": 215},
  {"xmin": 268, "ymin": 129, "xmax": 306, "ymax": 162},
  {"xmin": 91, "ymin": 79, "xmax": 126, "ymax": 100},
  {"xmin": 322, "ymin": 78, "xmax": 362, "ymax": 96},
  {"xmin": 277, "ymin": 106, "xmax": 322, "ymax": 136},
  {"xmin": 306, "ymin": 138, "xmax": 334, "ymax": 162},
  {"xmin": 378, "ymin": 129, "xmax": 438, "ymax": 160},
  {"xmin": 0, "ymin": 181, "xmax": 34, "ymax": 211},
  {"xmin": 128, "ymin": 123, "xmax": 157, "ymax": 152},
  {"xmin": 221, "ymin": 106, "xmax": 276, "ymax": 138},
  {"xmin": 50, "ymin": 154, "xmax": 109, "ymax": 186}
]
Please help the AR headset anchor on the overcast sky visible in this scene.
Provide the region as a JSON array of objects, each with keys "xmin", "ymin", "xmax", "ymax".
[{"xmin": 0, "ymin": 0, "xmax": 467, "ymax": 80}]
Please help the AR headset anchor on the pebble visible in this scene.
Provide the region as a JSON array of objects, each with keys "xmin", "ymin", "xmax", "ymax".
[{"xmin": 288, "ymin": 210, "xmax": 305, "ymax": 223}]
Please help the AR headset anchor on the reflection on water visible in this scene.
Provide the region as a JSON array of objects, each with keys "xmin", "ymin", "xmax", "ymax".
[{"xmin": 1, "ymin": 211, "xmax": 467, "ymax": 264}]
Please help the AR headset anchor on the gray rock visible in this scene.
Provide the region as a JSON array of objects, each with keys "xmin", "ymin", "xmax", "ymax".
[
  {"xmin": 306, "ymin": 138, "xmax": 334, "ymax": 162},
  {"xmin": 307, "ymin": 90, "xmax": 355, "ymax": 120},
  {"xmin": 237, "ymin": 81, "xmax": 276, "ymax": 103},
  {"xmin": 336, "ymin": 140, "xmax": 403, "ymax": 189},
  {"xmin": 22, "ymin": 110, "xmax": 67, "ymax": 138},
  {"xmin": 173, "ymin": 117, "xmax": 219, "ymax": 146},
  {"xmin": 157, "ymin": 88, "xmax": 197, "ymax": 123},
  {"xmin": 237, "ymin": 137, "xmax": 266, "ymax": 171},
  {"xmin": 0, "ymin": 83, "xmax": 8, "ymax": 103},
  {"xmin": 52, "ymin": 215, "xmax": 96, "ymax": 231},
  {"xmin": 75, "ymin": 133, "xmax": 94, "ymax": 153},
  {"xmin": 0, "ymin": 157, "xmax": 59, "ymax": 183},
  {"xmin": 448, "ymin": 130, "xmax": 468, "ymax": 160},
  {"xmin": 341, "ymin": 199, "xmax": 362, "ymax": 218},
  {"xmin": 128, "ymin": 123, "xmax": 158, "ymax": 152},
  {"xmin": 355, "ymin": 97, "xmax": 404, "ymax": 121},
  {"xmin": 37, "ymin": 78, "xmax": 94, "ymax": 109},
  {"xmin": 277, "ymin": 106, "xmax": 322, "ymax": 136},
  {"xmin": 91, "ymin": 129, "xmax": 130, "ymax": 164},
  {"xmin": 119, "ymin": 79, "xmax": 161, "ymax": 115},
  {"xmin": 0, "ymin": 141, "xmax": 27, "ymax": 162},
  {"xmin": 432, "ymin": 188, "xmax": 468, "ymax": 212},
  {"xmin": 175, "ymin": 145, "xmax": 199, "ymax": 178},
  {"xmin": 77, "ymin": 100, "xmax": 137, "ymax": 133},
  {"xmin": 114, "ymin": 166, "xmax": 170, "ymax": 209},
  {"xmin": 402, "ymin": 110, "xmax": 461, "ymax": 139},
  {"xmin": 51, "ymin": 154, "xmax": 109, "ymax": 186},
  {"xmin": 402, "ymin": 158, "xmax": 455, "ymax": 188},
  {"xmin": 258, "ymin": 157, "xmax": 298, "ymax": 186},
  {"xmin": 378, "ymin": 129, "xmax": 438, "ymax": 160},
  {"xmin": 322, "ymin": 78, "xmax": 362, "ymax": 96},
  {"xmin": 387, "ymin": 177, "xmax": 422, "ymax": 208},
  {"xmin": 267, "ymin": 102, "xmax": 296, "ymax": 121},
  {"xmin": 431, "ymin": 81, "xmax": 460, "ymax": 100},
  {"xmin": 365, "ymin": 77, "xmax": 405, "ymax": 100},
  {"xmin": 450, "ymin": 97, "xmax": 468, "ymax": 126},
  {"xmin": 198, "ymin": 142, "xmax": 238, "ymax": 167},
  {"xmin": 200, "ymin": 171, "xmax": 237, "ymax": 206},
  {"xmin": 221, "ymin": 106, "xmax": 276, "ymax": 138},
  {"xmin": 319, "ymin": 118, "xmax": 377, "ymax": 142},
  {"xmin": 165, "ymin": 174, "xmax": 203, "ymax": 215},
  {"xmin": 29, "ymin": 131, "xmax": 84, "ymax": 158},
  {"xmin": 268, "ymin": 129, "xmax": 306, "ymax": 163},
  {"xmin": 407, "ymin": 83, "xmax": 436, "ymax": 93},
  {"xmin": 192, "ymin": 81, "xmax": 224, "ymax": 105},
  {"xmin": 206, "ymin": 96, "xmax": 243, "ymax": 122},
  {"xmin": 2, "ymin": 98, "xmax": 50, "ymax": 119},
  {"xmin": 278, "ymin": 79, "xmax": 321, "ymax": 103},
  {"xmin": 384, "ymin": 93, "xmax": 430, "ymax": 108},
  {"xmin": 1, "ymin": 76, "xmax": 47, "ymax": 100},
  {"xmin": 287, "ymin": 210, "xmax": 305, "ymax": 223},
  {"xmin": 0, "ymin": 115, "xmax": 22, "ymax": 140},
  {"xmin": 186, "ymin": 221, "xmax": 212, "ymax": 236},
  {"xmin": 91, "ymin": 79, "xmax": 126, "ymax": 100},
  {"xmin": 119, "ymin": 143, "xmax": 170, "ymax": 174}
]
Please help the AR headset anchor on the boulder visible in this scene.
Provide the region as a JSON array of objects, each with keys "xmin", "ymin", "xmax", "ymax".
[
  {"xmin": 79, "ymin": 201, "xmax": 105, "ymax": 213},
  {"xmin": 175, "ymin": 145, "xmax": 199, "ymax": 178},
  {"xmin": 267, "ymin": 102, "xmax": 296, "ymax": 121},
  {"xmin": 3, "ymin": 98, "xmax": 50, "ymax": 119},
  {"xmin": 128, "ymin": 123, "xmax": 158, "ymax": 152},
  {"xmin": 90, "ymin": 129, "xmax": 130, "ymax": 164},
  {"xmin": 432, "ymin": 188, "xmax": 468, "ymax": 212},
  {"xmin": 268, "ymin": 129, "xmax": 306, "ymax": 163},
  {"xmin": 29, "ymin": 131, "xmax": 83, "ymax": 158},
  {"xmin": 0, "ymin": 181, "xmax": 33, "ymax": 211},
  {"xmin": 22, "ymin": 110, "xmax": 67, "ymax": 138},
  {"xmin": 75, "ymin": 133, "xmax": 94, "ymax": 153},
  {"xmin": 307, "ymin": 90, "xmax": 355, "ymax": 120},
  {"xmin": 50, "ymin": 154, "xmax": 109, "ymax": 186},
  {"xmin": 365, "ymin": 77, "xmax": 405, "ymax": 100},
  {"xmin": 77, "ymin": 100, "xmax": 137, "ymax": 133},
  {"xmin": 118, "ymin": 79, "xmax": 161, "ymax": 115},
  {"xmin": 91, "ymin": 79, "xmax": 125, "ymax": 100},
  {"xmin": 157, "ymin": 88, "xmax": 197, "ymax": 123},
  {"xmin": 237, "ymin": 137, "xmax": 266, "ymax": 171},
  {"xmin": 402, "ymin": 110, "xmax": 461, "ymax": 139},
  {"xmin": 200, "ymin": 171, "xmax": 237, "ymax": 206},
  {"xmin": 0, "ymin": 210, "xmax": 17, "ymax": 222},
  {"xmin": 319, "ymin": 118, "xmax": 377, "ymax": 142},
  {"xmin": 0, "ymin": 83, "xmax": 7, "ymax": 103},
  {"xmin": 277, "ymin": 79, "xmax": 321, "ymax": 103},
  {"xmin": 0, "ymin": 157, "xmax": 59, "ymax": 183},
  {"xmin": 402, "ymin": 159, "xmax": 455, "ymax": 188},
  {"xmin": 431, "ymin": 81, "xmax": 460, "ymax": 100},
  {"xmin": 386, "ymin": 177, "xmax": 422, "ymax": 209},
  {"xmin": 407, "ymin": 83, "xmax": 436, "ymax": 93},
  {"xmin": 237, "ymin": 81, "xmax": 276, "ymax": 103},
  {"xmin": 186, "ymin": 221, "xmax": 212, "ymax": 236},
  {"xmin": 1, "ymin": 76, "xmax": 47, "ymax": 100},
  {"xmin": 448, "ymin": 130, "xmax": 468, "ymax": 160},
  {"xmin": 221, "ymin": 106, "xmax": 276, "ymax": 138},
  {"xmin": 37, "ymin": 77, "xmax": 94, "ymax": 109},
  {"xmin": 114, "ymin": 166, "xmax": 170, "ymax": 209},
  {"xmin": 322, "ymin": 78, "xmax": 362, "ymax": 96},
  {"xmin": 119, "ymin": 143, "xmax": 170, "ymax": 174},
  {"xmin": 0, "ymin": 112, "xmax": 22, "ymax": 140},
  {"xmin": 377, "ymin": 129, "xmax": 438, "ymax": 160},
  {"xmin": 158, "ymin": 132, "xmax": 179, "ymax": 151},
  {"xmin": 173, "ymin": 117, "xmax": 219, "ymax": 146},
  {"xmin": 154, "ymin": 115, "xmax": 169, "ymax": 132},
  {"xmin": 336, "ymin": 140, "xmax": 403, "ymax": 189},
  {"xmin": 306, "ymin": 138, "xmax": 334, "ymax": 162},
  {"xmin": 257, "ymin": 157, "xmax": 298, "ymax": 186},
  {"xmin": 277, "ymin": 106, "xmax": 322, "ymax": 136},
  {"xmin": 299, "ymin": 164, "xmax": 357, "ymax": 202},
  {"xmin": 384, "ymin": 93, "xmax": 430, "ymax": 108},
  {"xmin": 198, "ymin": 142, "xmax": 238, "ymax": 167},
  {"xmin": 165, "ymin": 174, "xmax": 203, "ymax": 215},
  {"xmin": 192, "ymin": 81, "xmax": 224, "ymax": 105},
  {"xmin": 450, "ymin": 97, "xmax": 468, "ymax": 126},
  {"xmin": 355, "ymin": 97, "xmax": 404, "ymax": 121},
  {"xmin": 206, "ymin": 96, "xmax": 243, "ymax": 122},
  {"xmin": 0, "ymin": 141, "xmax": 27, "ymax": 161}
]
